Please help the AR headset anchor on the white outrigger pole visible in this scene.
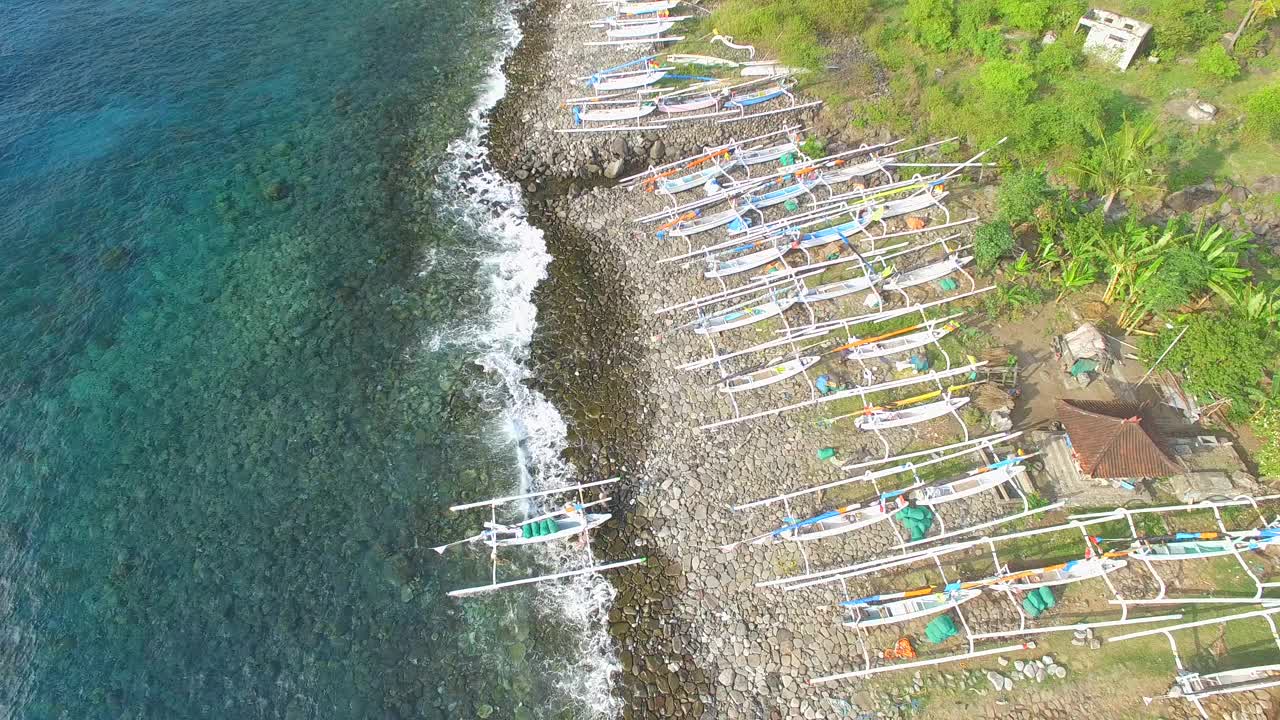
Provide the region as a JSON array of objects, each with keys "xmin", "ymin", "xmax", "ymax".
[
  {"xmin": 1112, "ymin": 605, "xmax": 1280, "ymax": 719},
  {"xmin": 436, "ymin": 477, "xmax": 646, "ymax": 598}
]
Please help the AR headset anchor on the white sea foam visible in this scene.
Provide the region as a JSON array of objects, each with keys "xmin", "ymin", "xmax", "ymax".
[{"xmin": 432, "ymin": 3, "xmax": 621, "ymax": 718}]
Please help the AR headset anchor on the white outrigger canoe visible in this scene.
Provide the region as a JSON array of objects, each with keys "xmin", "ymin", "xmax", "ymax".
[
  {"xmin": 914, "ymin": 463, "xmax": 1024, "ymax": 507},
  {"xmin": 573, "ymin": 102, "xmax": 657, "ymax": 124},
  {"xmin": 797, "ymin": 272, "xmax": 879, "ymax": 304},
  {"xmin": 1171, "ymin": 663, "xmax": 1280, "ymax": 700},
  {"xmin": 748, "ymin": 489, "xmax": 915, "ymax": 544},
  {"xmin": 855, "ymin": 396, "xmax": 970, "ymax": 432},
  {"xmin": 843, "ymin": 588, "xmax": 982, "ymax": 628},
  {"xmin": 719, "ymin": 356, "xmax": 820, "ymax": 393},
  {"xmin": 796, "ymin": 191, "xmax": 947, "ymax": 249},
  {"xmin": 610, "ymin": 0, "xmax": 682, "ymax": 15},
  {"xmin": 1129, "ymin": 535, "xmax": 1280, "ymax": 561},
  {"xmin": 735, "ymin": 178, "xmax": 814, "ymax": 212},
  {"xmin": 433, "ymin": 478, "xmax": 645, "ymax": 598},
  {"xmin": 725, "ymin": 84, "xmax": 789, "ymax": 109},
  {"xmin": 607, "ymin": 19, "xmax": 678, "ymax": 39},
  {"xmin": 704, "ymin": 240, "xmax": 795, "ymax": 279},
  {"xmin": 875, "ymin": 254, "xmax": 973, "ymax": 297},
  {"xmin": 664, "ymin": 53, "xmax": 740, "ymax": 68},
  {"xmin": 843, "ymin": 321, "xmax": 957, "ymax": 361},
  {"xmin": 483, "ymin": 511, "xmax": 610, "ymax": 547},
  {"xmin": 740, "ymin": 62, "xmax": 806, "ymax": 77},
  {"xmin": 590, "ymin": 68, "xmax": 669, "ymax": 92},
  {"xmin": 658, "ymin": 92, "xmax": 722, "ymax": 114},
  {"xmin": 660, "ymin": 206, "xmax": 750, "ymax": 238},
  {"xmin": 989, "ymin": 557, "xmax": 1128, "ymax": 592},
  {"xmin": 692, "ymin": 294, "xmax": 797, "ymax": 334},
  {"xmin": 736, "ymin": 141, "xmax": 798, "ymax": 165},
  {"xmin": 658, "ymin": 161, "xmax": 738, "ymax": 195}
]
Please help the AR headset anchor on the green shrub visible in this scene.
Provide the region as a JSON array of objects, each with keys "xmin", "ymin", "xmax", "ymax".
[
  {"xmin": 808, "ymin": 0, "xmax": 872, "ymax": 32},
  {"xmin": 996, "ymin": 167, "xmax": 1054, "ymax": 225},
  {"xmin": 956, "ymin": 0, "xmax": 996, "ymax": 35},
  {"xmin": 778, "ymin": 16, "xmax": 829, "ymax": 69},
  {"xmin": 1245, "ymin": 83, "xmax": 1280, "ymax": 139},
  {"xmin": 974, "ymin": 58, "xmax": 1038, "ymax": 106},
  {"xmin": 975, "ymin": 221, "xmax": 1018, "ymax": 271},
  {"xmin": 1196, "ymin": 43, "xmax": 1242, "ymax": 80},
  {"xmin": 1235, "ymin": 28, "xmax": 1269, "ymax": 57},
  {"xmin": 1146, "ymin": 0, "xmax": 1226, "ymax": 55},
  {"xmin": 1139, "ymin": 246, "xmax": 1213, "ymax": 316},
  {"xmin": 905, "ymin": 0, "xmax": 957, "ymax": 50},
  {"xmin": 1139, "ymin": 312, "xmax": 1278, "ymax": 418},
  {"xmin": 709, "ymin": 0, "xmax": 873, "ymax": 68},
  {"xmin": 1254, "ymin": 407, "xmax": 1280, "ymax": 477},
  {"xmin": 1034, "ymin": 38, "xmax": 1082, "ymax": 74},
  {"xmin": 799, "ymin": 136, "xmax": 826, "ymax": 158},
  {"xmin": 1034, "ymin": 73, "xmax": 1114, "ymax": 153},
  {"xmin": 996, "ymin": 0, "xmax": 1053, "ymax": 32}
]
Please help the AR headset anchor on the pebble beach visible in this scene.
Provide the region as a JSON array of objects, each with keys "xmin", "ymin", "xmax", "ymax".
[{"xmin": 484, "ymin": 2, "xmax": 1280, "ymax": 719}]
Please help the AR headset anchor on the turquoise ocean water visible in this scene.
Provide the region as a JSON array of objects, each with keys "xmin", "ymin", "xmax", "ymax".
[{"xmin": 0, "ymin": 0, "xmax": 618, "ymax": 717}]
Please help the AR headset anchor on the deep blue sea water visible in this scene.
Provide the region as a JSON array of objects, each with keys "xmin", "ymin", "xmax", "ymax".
[{"xmin": 0, "ymin": 1, "xmax": 618, "ymax": 718}]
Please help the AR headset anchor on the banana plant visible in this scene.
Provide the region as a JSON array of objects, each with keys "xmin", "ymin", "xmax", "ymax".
[
  {"xmin": 1009, "ymin": 251, "xmax": 1033, "ymax": 277},
  {"xmin": 1055, "ymin": 256, "xmax": 1099, "ymax": 301},
  {"xmin": 1221, "ymin": 282, "xmax": 1280, "ymax": 326},
  {"xmin": 1191, "ymin": 223, "xmax": 1254, "ymax": 300}
]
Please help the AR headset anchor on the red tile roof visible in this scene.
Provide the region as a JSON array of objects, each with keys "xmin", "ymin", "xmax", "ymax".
[{"xmin": 1056, "ymin": 399, "xmax": 1183, "ymax": 479}]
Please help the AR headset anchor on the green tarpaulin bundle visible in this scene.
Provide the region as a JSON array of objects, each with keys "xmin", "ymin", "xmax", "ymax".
[
  {"xmin": 924, "ymin": 614, "xmax": 958, "ymax": 644},
  {"xmin": 1020, "ymin": 586, "xmax": 1057, "ymax": 618},
  {"xmin": 895, "ymin": 505, "xmax": 935, "ymax": 541},
  {"xmin": 521, "ymin": 518, "xmax": 559, "ymax": 539}
]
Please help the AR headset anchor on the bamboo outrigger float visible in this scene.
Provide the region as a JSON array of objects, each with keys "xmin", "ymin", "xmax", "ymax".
[{"xmin": 434, "ymin": 478, "xmax": 645, "ymax": 598}]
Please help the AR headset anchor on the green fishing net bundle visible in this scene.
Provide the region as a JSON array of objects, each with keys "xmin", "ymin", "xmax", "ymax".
[
  {"xmin": 521, "ymin": 518, "xmax": 559, "ymax": 539},
  {"xmin": 924, "ymin": 614, "xmax": 958, "ymax": 644},
  {"xmin": 895, "ymin": 505, "xmax": 935, "ymax": 541},
  {"xmin": 1021, "ymin": 586, "xmax": 1057, "ymax": 618}
]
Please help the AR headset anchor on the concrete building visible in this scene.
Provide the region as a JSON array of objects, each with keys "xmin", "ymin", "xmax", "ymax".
[{"xmin": 1077, "ymin": 8, "xmax": 1153, "ymax": 70}]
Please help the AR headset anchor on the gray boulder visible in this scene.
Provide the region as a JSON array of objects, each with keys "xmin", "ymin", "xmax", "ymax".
[{"xmin": 1165, "ymin": 181, "xmax": 1219, "ymax": 213}]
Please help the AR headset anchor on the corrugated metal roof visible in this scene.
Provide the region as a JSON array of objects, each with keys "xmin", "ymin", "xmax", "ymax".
[{"xmin": 1056, "ymin": 398, "xmax": 1183, "ymax": 479}]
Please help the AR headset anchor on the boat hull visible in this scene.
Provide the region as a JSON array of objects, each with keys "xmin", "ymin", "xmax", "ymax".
[
  {"xmin": 592, "ymin": 69, "xmax": 667, "ymax": 92},
  {"xmin": 693, "ymin": 298, "xmax": 795, "ymax": 334},
  {"xmin": 855, "ymin": 396, "xmax": 969, "ymax": 431},
  {"xmin": 607, "ymin": 20, "xmax": 675, "ymax": 39},
  {"xmin": 490, "ymin": 513, "xmax": 611, "ymax": 548},
  {"xmin": 843, "ymin": 324, "xmax": 955, "ymax": 361},
  {"xmin": 914, "ymin": 464, "xmax": 1022, "ymax": 507},
  {"xmin": 575, "ymin": 103, "xmax": 657, "ymax": 123},
  {"xmin": 991, "ymin": 557, "xmax": 1128, "ymax": 591},
  {"xmin": 845, "ymin": 589, "xmax": 982, "ymax": 628},
  {"xmin": 720, "ymin": 355, "xmax": 820, "ymax": 393}
]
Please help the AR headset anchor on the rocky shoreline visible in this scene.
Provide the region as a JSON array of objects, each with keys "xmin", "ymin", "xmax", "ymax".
[{"xmin": 481, "ymin": 3, "xmax": 1275, "ymax": 720}]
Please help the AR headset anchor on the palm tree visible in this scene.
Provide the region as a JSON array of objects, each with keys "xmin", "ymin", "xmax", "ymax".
[{"xmin": 1065, "ymin": 117, "xmax": 1166, "ymax": 215}]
